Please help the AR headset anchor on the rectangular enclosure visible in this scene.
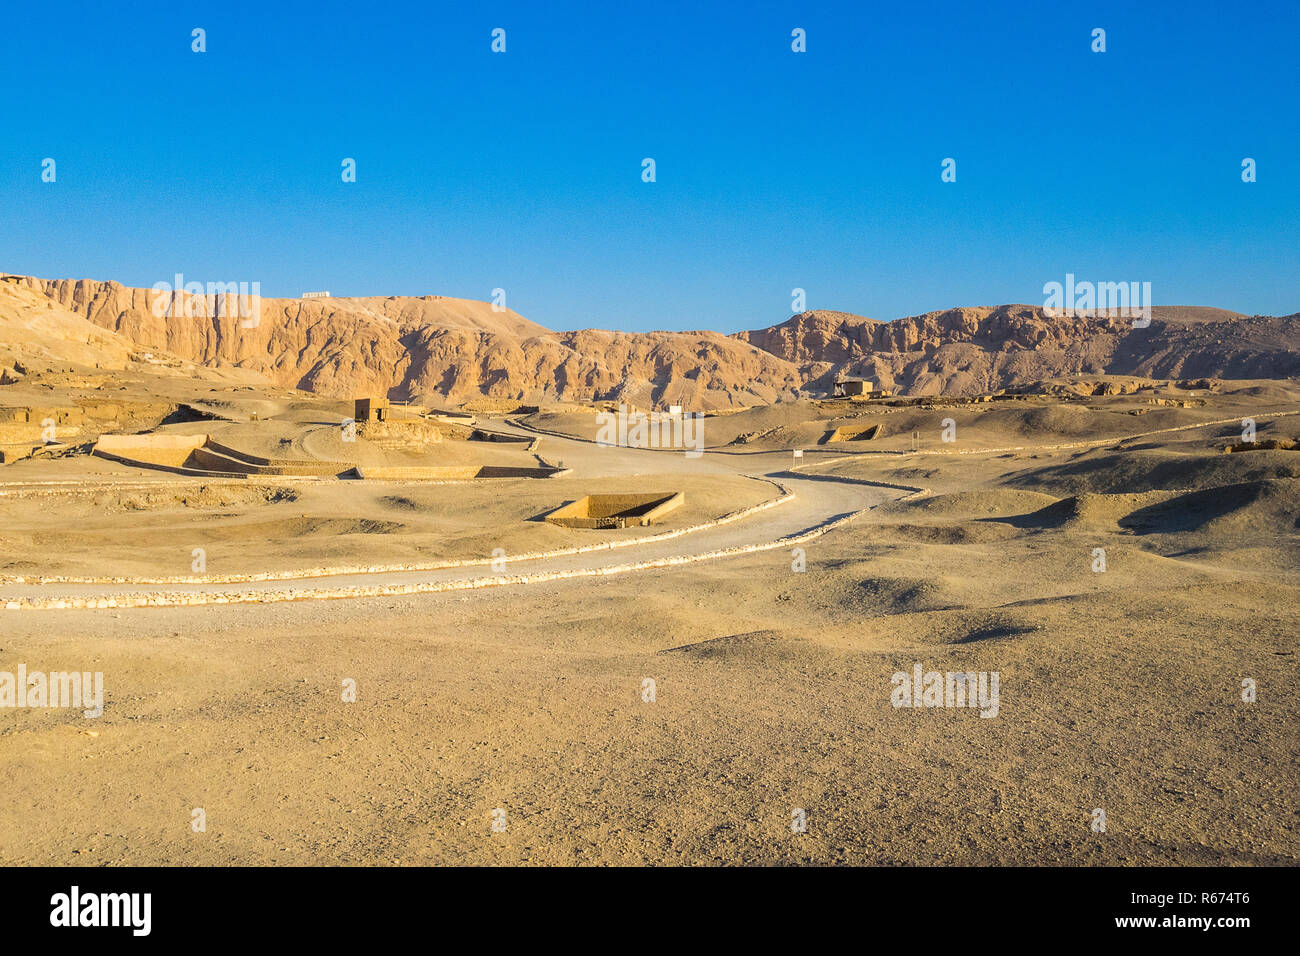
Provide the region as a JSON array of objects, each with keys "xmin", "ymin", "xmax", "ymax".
[
  {"xmin": 545, "ymin": 491, "xmax": 683, "ymax": 529},
  {"xmin": 826, "ymin": 423, "xmax": 884, "ymax": 442}
]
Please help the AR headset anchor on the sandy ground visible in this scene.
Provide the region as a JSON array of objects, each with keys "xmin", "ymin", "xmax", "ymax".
[
  {"xmin": 0, "ymin": 471, "xmax": 779, "ymax": 582},
  {"xmin": 0, "ymin": 383, "xmax": 1297, "ymax": 865}
]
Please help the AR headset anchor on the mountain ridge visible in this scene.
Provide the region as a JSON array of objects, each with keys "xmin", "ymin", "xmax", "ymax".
[{"xmin": 6, "ymin": 274, "xmax": 1297, "ymax": 407}]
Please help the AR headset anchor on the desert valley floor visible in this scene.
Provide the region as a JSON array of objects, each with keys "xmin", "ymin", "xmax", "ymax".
[{"xmin": 0, "ymin": 371, "xmax": 1296, "ymax": 865}]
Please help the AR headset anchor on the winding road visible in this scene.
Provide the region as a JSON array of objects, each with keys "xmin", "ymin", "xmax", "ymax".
[
  {"xmin": 6, "ymin": 407, "xmax": 1294, "ymax": 611},
  {"xmin": 0, "ymin": 421, "xmax": 901, "ymax": 611}
]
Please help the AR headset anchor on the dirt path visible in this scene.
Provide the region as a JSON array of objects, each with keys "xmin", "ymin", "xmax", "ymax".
[
  {"xmin": 8, "ymin": 409, "xmax": 1286, "ymax": 611},
  {"xmin": 0, "ymin": 430, "xmax": 892, "ymax": 610}
]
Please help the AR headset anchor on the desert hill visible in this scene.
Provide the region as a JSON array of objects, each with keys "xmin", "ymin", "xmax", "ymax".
[
  {"xmin": 0, "ymin": 277, "xmax": 136, "ymax": 376},
  {"xmin": 6, "ymin": 275, "xmax": 1297, "ymax": 407},
  {"xmin": 734, "ymin": 304, "xmax": 1300, "ymax": 397},
  {"xmin": 0, "ymin": 275, "xmax": 263, "ymax": 390},
  {"xmin": 8, "ymin": 276, "xmax": 801, "ymax": 410}
]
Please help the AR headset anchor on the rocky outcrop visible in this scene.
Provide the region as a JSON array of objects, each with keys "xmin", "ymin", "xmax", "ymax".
[
  {"xmin": 734, "ymin": 305, "xmax": 1300, "ymax": 396},
  {"xmin": 10, "ymin": 275, "xmax": 1298, "ymax": 406},
  {"xmin": 13, "ymin": 276, "xmax": 801, "ymax": 409},
  {"xmin": 0, "ymin": 276, "xmax": 136, "ymax": 372}
]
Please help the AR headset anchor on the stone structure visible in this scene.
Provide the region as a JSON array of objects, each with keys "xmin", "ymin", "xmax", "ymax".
[
  {"xmin": 546, "ymin": 492, "xmax": 683, "ymax": 529},
  {"xmin": 354, "ymin": 397, "xmax": 389, "ymax": 422},
  {"xmin": 833, "ymin": 379, "xmax": 872, "ymax": 398}
]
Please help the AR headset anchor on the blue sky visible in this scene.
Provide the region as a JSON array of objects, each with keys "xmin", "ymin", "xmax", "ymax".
[{"xmin": 3, "ymin": 0, "xmax": 1296, "ymax": 332}]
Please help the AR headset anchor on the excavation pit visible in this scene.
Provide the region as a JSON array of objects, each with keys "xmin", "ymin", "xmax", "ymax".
[
  {"xmin": 825, "ymin": 423, "xmax": 884, "ymax": 443},
  {"xmin": 545, "ymin": 492, "xmax": 684, "ymax": 529}
]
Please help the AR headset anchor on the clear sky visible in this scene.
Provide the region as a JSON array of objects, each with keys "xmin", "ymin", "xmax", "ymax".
[{"xmin": 3, "ymin": 0, "xmax": 1296, "ymax": 332}]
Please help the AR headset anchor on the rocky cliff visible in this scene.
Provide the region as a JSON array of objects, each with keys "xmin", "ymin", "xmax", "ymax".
[
  {"xmin": 10, "ymin": 276, "xmax": 1298, "ymax": 406},
  {"xmin": 733, "ymin": 306, "xmax": 1300, "ymax": 396},
  {"xmin": 13, "ymin": 276, "xmax": 801, "ymax": 409}
]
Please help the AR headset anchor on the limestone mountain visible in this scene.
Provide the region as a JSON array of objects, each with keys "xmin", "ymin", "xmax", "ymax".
[
  {"xmin": 733, "ymin": 305, "xmax": 1300, "ymax": 396},
  {"xmin": 10, "ymin": 276, "xmax": 801, "ymax": 409},
  {"xmin": 7, "ymin": 275, "xmax": 1297, "ymax": 406}
]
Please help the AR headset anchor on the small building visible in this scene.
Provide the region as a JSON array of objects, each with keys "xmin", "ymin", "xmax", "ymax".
[
  {"xmin": 354, "ymin": 397, "xmax": 389, "ymax": 422},
  {"xmin": 833, "ymin": 379, "xmax": 873, "ymax": 398}
]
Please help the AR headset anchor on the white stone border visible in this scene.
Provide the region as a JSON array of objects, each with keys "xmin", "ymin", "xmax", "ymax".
[
  {"xmin": 0, "ymin": 485, "xmax": 857, "ymax": 611},
  {"xmin": 0, "ymin": 476, "xmax": 794, "ymax": 587},
  {"xmin": 0, "ymin": 456, "xmax": 922, "ymax": 609}
]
